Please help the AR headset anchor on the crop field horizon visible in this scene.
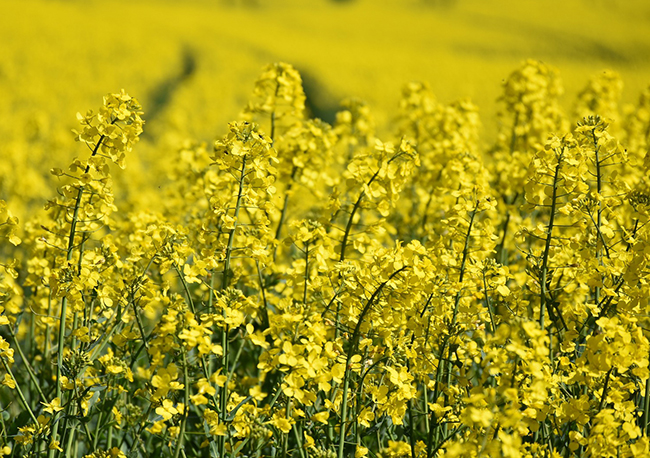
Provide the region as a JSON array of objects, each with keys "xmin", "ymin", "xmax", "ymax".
[{"xmin": 3, "ymin": 0, "xmax": 650, "ymax": 214}]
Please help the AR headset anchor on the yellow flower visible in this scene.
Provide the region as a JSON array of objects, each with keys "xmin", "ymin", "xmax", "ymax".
[
  {"xmin": 268, "ymin": 412, "xmax": 294, "ymax": 434},
  {"xmin": 155, "ymin": 399, "xmax": 178, "ymax": 421},
  {"xmin": 311, "ymin": 411, "xmax": 329, "ymax": 424},
  {"xmin": 151, "ymin": 364, "xmax": 184, "ymax": 400},
  {"xmin": 42, "ymin": 397, "xmax": 64, "ymax": 415},
  {"xmin": 1, "ymin": 373, "xmax": 15, "ymax": 389}
]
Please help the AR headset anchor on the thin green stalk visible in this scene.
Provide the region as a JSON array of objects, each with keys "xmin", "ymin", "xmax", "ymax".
[
  {"xmin": 217, "ymin": 154, "xmax": 247, "ymax": 455},
  {"xmin": 451, "ymin": 200, "xmax": 478, "ymax": 323},
  {"xmin": 265, "ymin": 374, "xmax": 287, "ymax": 412},
  {"xmin": 223, "ymin": 155, "xmax": 247, "ymax": 290},
  {"xmin": 126, "ymin": 403, "xmax": 154, "ymax": 456},
  {"xmin": 28, "ymin": 307, "xmax": 35, "ymax": 364},
  {"xmin": 172, "ymin": 262, "xmax": 216, "ymax": 391},
  {"xmin": 539, "ymin": 148, "xmax": 563, "ymax": 331},
  {"xmin": 419, "ymin": 169, "xmax": 444, "ymax": 236},
  {"xmin": 88, "ymin": 301, "xmax": 123, "ymax": 362},
  {"xmin": 355, "ymin": 357, "xmax": 388, "ymax": 451},
  {"xmin": 255, "ymin": 260, "xmax": 270, "ymax": 331},
  {"xmin": 403, "ymin": 295, "xmax": 434, "ymax": 458},
  {"xmin": 340, "ymin": 190, "xmax": 365, "ymax": 262},
  {"xmin": 641, "ymin": 362, "xmax": 650, "ymax": 437},
  {"xmin": 63, "ymin": 416, "xmax": 77, "ymax": 458},
  {"xmin": 174, "ymin": 263, "xmax": 196, "ymax": 315},
  {"xmin": 208, "ymin": 270, "xmax": 217, "ymax": 377},
  {"xmin": 495, "ymin": 194, "xmax": 518, "ymax": 265},
  {"xmin": 423, "ymin": 384, "xmax": 430, "ymax": 441},
  {"xmin": 0, "ymin": 402, "xmax": 6, "ymax": 444},
  {"xmin": 510, "ymin": 111, "xmax": 520, "ymax": 155},
  {"xmin": 428, "ymin": 335, "xmax": 449, "ymax": 457},
  {"xmin": 93, "ymin": 409, "xmax": 104, "ymax": 450},
  {"xmin": 131, "ymin": 286, "xmax": 152, "ymax": 365},
  {"xmin": 576, "ymin": 219, "xmax": 640, "ymax": 345},
  {"xmin": 406, "ymin": 382, "xmax": 417, "ymax": 458},
  {"xmin": 224, "ymin": 338, "xmax": 245, "ymax": 392},
  {"xmin": 337, "ymin": 267, "xmax": 408, "ymax": 458},
  {"xmin": 49, "ymin": 133, "xmax": 107, "ymax": 458},
  {"xmin": 481, "ymin": 271, "xmax": 497, "ymax": 334},
  {"xmin": 597, "ymin": 367, "xmax": 614, "ymax": 413},
  {"xmin": 71, "ymin": 375, "xmax": 95, "ymax": 446},
  {"xmin": 589, "ymin": 126, "xmax": 607, "ymax": 321},
  {"xmin": 6, "ymin": 325, "xmax": 46, "ymax": 403},
  {"xmin": 303, "ymin": 240, "xmax": 310, "ymax": 306},
  {"xmin": 281, "ymin": 399, "xmax": 293, "ymax": 458},
  {"xmin": 340, "ymin": 153, "xmax": 404, "ymax": 262},
  {"xmin": 292, "ymin": 421, "xmax": 307, "ymax": 458},
  {"xmin": 496, "ymin": 210, "xmax": 511, "ymax": 264},
  {"xmin": 60, "ymin": 376, "xmax": 81, "ymax": 458},
  {"xmin": 269, "ymin": 83, "xmax": 279, "ymax": 143},
  {"xmin": 107, "ymin": 422, "xmax": 113, "ymax": 450},
  {"xmin": 209, "ymin": 271, "xmax": 216, "ymax": 313},
  {"xmin": 0, "ymin": 357, "xmax": 37, "ymax": 424},
  {"xmin": 173, "ymin": 349, "xmax": 190, "ymax": 458},
  {"xmin": 127, "ymin": 252, "xmax": 163, "ymax": 364},
  {"xmin": 219, "ymin": 322, "xmax": 230, "ymax": 455},
  {"xmin": 274, "ymin": 166, "xmax": 298, "ymax": 243},
  {"xmin": 44, "ymin": 287, "xmax": 54, "ymax": 357}
]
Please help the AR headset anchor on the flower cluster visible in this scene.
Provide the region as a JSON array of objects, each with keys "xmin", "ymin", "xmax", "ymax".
[{"xmin": 1, "ymin": 62, "xmax": 650, "ymax": 458}]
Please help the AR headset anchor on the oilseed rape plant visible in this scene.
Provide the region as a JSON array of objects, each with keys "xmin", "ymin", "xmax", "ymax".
[{"xmin": 1, "ymin": 59, "xmax": 650, "ymax": 458}]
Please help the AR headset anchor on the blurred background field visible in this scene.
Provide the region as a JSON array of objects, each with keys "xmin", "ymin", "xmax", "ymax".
[{"xmin": 1, "ymin": 0, "xmax": 649, "ymax": 215}]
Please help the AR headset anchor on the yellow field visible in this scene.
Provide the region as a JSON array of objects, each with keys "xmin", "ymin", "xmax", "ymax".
[
  {"xmin": 2, "ymin": 0, "xmax": 649, "ymax": 214},
  {"xmin": 2, "ymin": 1, "xmax": 650, "ymax": 457}
]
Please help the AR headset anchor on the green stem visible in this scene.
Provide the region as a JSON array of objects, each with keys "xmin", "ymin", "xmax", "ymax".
[
  {"xmin": 127, "ymin": 403, "xmax": 154, "ymax": 456},
  {"xmin": 6, "ymin": 325, "xmax": 47, "ymax": 403},
  {"xmin": 451, "ymin": 200, "xmax": 478, "ymax": 323},
  {"xmin": 44, "ymin": 286, "xmax": 54, "ymax": 357},
  {"xmin": 427, "ymin": 197, "xmax": 478, "ymax": 449},
  {"xmin": 429, "ymin": 337, "xmax": 450, "ymax": 454},
  {"xmin": 406, "ymin": 380, "xmax": 417, "ymax": 458},
  {"xmin": 175, "ymin": 263, "xmax": 196, "ymax": 315},
  {"xmin": 131, "ymin": 286, "xmax": 152, "ymax": 365},
  {"xmin": 255, "ymin": 260, "xmax": 270, "ymax": 330},
  {"xmin": 293, "ymin": 421, "xmax": 307, "ymax": 458},
  {"xmin": 224, "ymin": 338, "xmax": 245, "ymax": 393},
  {"xmin": 597, "ymin": 367, "xmax": 614, "ymax": 413},
  {"xmin": 303, "ymin": 240, "xmax": 310, "ymax": 306},
  {"xmin": 0, "ymin": 357, "xmax": 37, "ymax": 424},
  {"xmin": 223, "ymin": 156, "xmax": 247, "ymax": 290},
  {"xmin": 50, "ymin": 133, "xmax": 107, "ymax": 458},
  {"xmin": 481, "ymin": 271, "xmax": 497, "ymax": 334},
  {"xmin": 217, "ymin": 155, "xmax": 247, "ymax": 455},
  {"xmin": 641, "ymin": 360, "xmax": 650, "ymax": 437},
  {"xmin": 540, "ymin": 148, "xmax": 563, "ymax": 331},
  {"xmin": 509, "ymin": 111, "xmax": 520, "ymax": 154},
  {"xmin": 340, "ymin": 190, "xmax": 365, "ymax": 262},
  {"xmin": 281, "ymin": 399, "xmax": 293, "ymax": 458},
  {"xmin": 423, "ymin": 384, "xmax": 430, "ymax": 441},
  {"xmin": 340, "ymin": 154, "xmax": 398, "ymax": 262},
  {"xmin": 64, "ymin": 421, "xmax": 77, "ymax": 457},
  {"xmin": 88, "ymin": 300, "xmax": 123, "ymax": 362},
  {"xmin": 590, "ymin": 127, "xmax": 606, "ymax": 314},
  {"xmin": 173, "ymin": 349, "xmax": 190, "ymax": 458},
  {"xmin": 337, "ymin": 267, "xmax": 408, "ymax": 458},
  {"xmin": 275, "ymin": 166, "xmax": 298, "ymax": 243}
]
